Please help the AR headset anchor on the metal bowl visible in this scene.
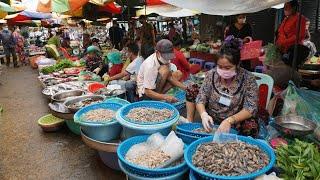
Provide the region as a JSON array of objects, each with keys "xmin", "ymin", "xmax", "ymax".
[
  {"xmin": 274, "ymin": 115, "xmax": 317, "ymax": 137},
  {"xmin": 48, "ymin": 102, "xmax": 74, "ymax": 120},
  {"xmin": 51, "ymin": 89, "xmax": 85, "ymax": 102},
  {"xmin": 63, "ymin": 95, "xmax": 105, "ymax": 113}
]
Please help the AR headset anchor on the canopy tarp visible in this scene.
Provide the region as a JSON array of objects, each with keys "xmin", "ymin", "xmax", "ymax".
[
  {"xmin": 162, "ymin": 0, "xmax": 289, "ymax": 15},
  {"xmin": 21, "ymin": 0, "xmax": 89, "ymax": 13},
  {"xmin": 137, "ymin": 4, "xmax": 198, "ymax": 17},
  {"xmin": 98, "ymin": 2, "xmax": 122, "ymax": 14}
]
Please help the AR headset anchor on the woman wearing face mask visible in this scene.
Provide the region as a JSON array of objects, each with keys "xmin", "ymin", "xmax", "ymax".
[
  {"xmin": 225, "ymin": 14, "xmax": 252, "ymax": 43},
  {"xmin": 276, "ymin": 0, "xmax": 306, "ymax": 53},
  {"xmin": 196, "ymin": 36, "xmax": 259, "ymax": 137}
]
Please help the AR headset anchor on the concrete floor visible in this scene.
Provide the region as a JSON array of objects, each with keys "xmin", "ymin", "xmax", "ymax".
[{"xmin": 0, "ymin": 65, "xmax": 125, "ymax": 180}]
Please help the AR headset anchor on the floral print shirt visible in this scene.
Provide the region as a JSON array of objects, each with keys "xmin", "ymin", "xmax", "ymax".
[{"xmin": 196, "ymin": 67, "xmax": 258, "ymax": 123}]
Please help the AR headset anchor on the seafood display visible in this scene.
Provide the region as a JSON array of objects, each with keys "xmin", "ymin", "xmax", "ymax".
[
  {"xmin": 42, "ymin": 81, "xmax": 93, "ymax": 97},
  {"xmin": 193, "ymin": 128, "xmax": 210, "ymax": 133},
  {"xmin": 68, "ymin": 98, "xmax": 103, "ymax": 109},
  {"xmin": 83, "ymin": 109, "xmax": 115, "ymax": 122},
  {"xmin": 126, "ymin": 108, "xmax": 173, "ymax": 122},
  {"xmin": 126, "ymin": 149, "xmax": 171, "ymax": 168},
  {"xmin": 192, "ymin": 142, "xmax": 269, "ymax": 176}
]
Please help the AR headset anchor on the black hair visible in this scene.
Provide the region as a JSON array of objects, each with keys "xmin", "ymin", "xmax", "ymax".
[
  {"xmin": 79, "ymin": 21, "xmax": 85, "ymax": 27},
  {"xmin": 219, "ymin": 36, "xmax": 242, "ymax": 65},
  {"xmin": 173, "ymin": 36, "xmax": 183, "ymax": 47},
  {"xmin": 127, "ymin": 43, "xmax": 139, "ymax": 56},
  {"xmin": 288, "ymin": 0, "xmax": 299, "ymax": 12},
  {"xmin": 139, "ymin": 15, "xmax": 147, "ymax": 20},
  {"xmin": 169, "ymin": 23, "xmax": 174, "ymax": 28}
]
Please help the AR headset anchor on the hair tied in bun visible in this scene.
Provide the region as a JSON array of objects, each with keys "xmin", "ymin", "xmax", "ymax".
[{"xmin": 223, "ymin": 35, "xmax": 243, "ymax": 50}]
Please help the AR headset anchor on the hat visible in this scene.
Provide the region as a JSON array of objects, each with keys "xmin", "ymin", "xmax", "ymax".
[
  {"xmin": 86, "ymin": 45, "xmax": 101, "ymax": 54},
  {"xmin": 156, "ymin": 39, "xmax": 175, "ymax": 61},
  {"xmin": 107, "ymin": 52, "xmax": 122, "ymax": 65}
]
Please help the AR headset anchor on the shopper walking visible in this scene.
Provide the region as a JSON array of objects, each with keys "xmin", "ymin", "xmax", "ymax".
[
  {"xmin": 13, "ymin": 27, "xmax": 27, "ymax": 65},
  {"xmin": 0, "ymin": 25, "xmax": 18, "ymax": 67}
]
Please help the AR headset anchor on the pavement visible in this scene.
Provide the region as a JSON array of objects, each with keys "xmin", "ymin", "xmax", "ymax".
[{"xmin": 0, "ymin": 65, "xmax": 125, "ymax": 180}]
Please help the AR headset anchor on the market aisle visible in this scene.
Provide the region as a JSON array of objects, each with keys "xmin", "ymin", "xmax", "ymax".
[{"xmin": 0, "ymin": 66, "xmax": 125, "ymax": 180}]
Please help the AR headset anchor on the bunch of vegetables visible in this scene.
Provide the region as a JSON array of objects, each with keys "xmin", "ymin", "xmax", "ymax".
[
  {"xmin": 276, "ymin": 139, "xmax": 320, "ymax": 180},
  {"xmin": 189, "ymin": 44, "xmax": 211, "ymax": 53},
  {"xmin": 41, "ymin": 59, "xmax": 74, "ymax": 74}
]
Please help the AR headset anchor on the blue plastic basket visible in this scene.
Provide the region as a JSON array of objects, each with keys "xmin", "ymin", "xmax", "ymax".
[
  {"xmin": 172, "ymin": 90, "xmax": 186, "ymax": 111},
  {"xmin": 184, "ymin": 135, "xmax": 276, "ymax": 180},
  {"xmin": 117, "ymin": 135, "xmax": 188, "ymax": 177},
  {"xmin": 118, "ymin": 160, "xmax": 189, "ymax": 180},
  {"xmin": 104, "ymin": 97, "xmax": 130, "ymax": 106},
  {"xmin": 119, "ymin": 101, "xmax": 179, "ymax": 125},
  {"xmin": 74, "ymin": 102, "xmax": 123, "ymax": 142},
  {"xmin": 176, "ymin": 131, "xmax": 200, "ymax": 145},
  {"xmin": 176, "ymin": 123, "xmax": 238, "ymax": 138}
]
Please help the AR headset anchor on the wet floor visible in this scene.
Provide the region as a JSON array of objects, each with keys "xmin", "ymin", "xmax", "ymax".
[{"xmin": 0, "ymin": 65, "xmax": 125, "ymax": 180}]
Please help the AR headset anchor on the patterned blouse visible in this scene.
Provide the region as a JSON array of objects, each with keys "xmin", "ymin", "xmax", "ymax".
[{"xmin": 196, "ymin": 67, "xmax": 258, "ymax": 123}]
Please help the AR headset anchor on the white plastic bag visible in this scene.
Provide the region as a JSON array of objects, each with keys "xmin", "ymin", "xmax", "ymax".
[
  {"xmin": 159, "ymin": 131, "xmax": 184, "ymax": 167},
  {"xmin": 146, "ymin": 132, "xmax": 165, "ymax": 149}
]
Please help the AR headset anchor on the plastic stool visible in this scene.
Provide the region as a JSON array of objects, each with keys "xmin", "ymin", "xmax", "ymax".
[
  {"xmin": 194, "ymin": 59, "xmax": 205, "ymax": 68},
  {"xmin": 189, "ymin": 58, "xmax": 196, "ymax": 64},
  {"xmin": 204, "ymin": 62, "xmax": 216, "ymax": 70},
  {"xmin": 255, "ymin": 66, "xmax": 264, "ymax": 73}
]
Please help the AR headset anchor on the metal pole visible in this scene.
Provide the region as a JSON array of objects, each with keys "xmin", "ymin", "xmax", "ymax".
[{"xmin": 291, "ymin": 0, "xmax": 303, "ymax": 71}]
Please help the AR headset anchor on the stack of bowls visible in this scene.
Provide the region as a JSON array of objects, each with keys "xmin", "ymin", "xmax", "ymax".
[
  {"xmin": 117, "ymin": 135, "xmax": 188, "ymax": 180},
  {"xmin": 116, "ymin": 101, "xmax": 180, "ymax": 139},
  {"xmin": 176, "ymin": 123, "xmax": 238, "ymax": 144}
]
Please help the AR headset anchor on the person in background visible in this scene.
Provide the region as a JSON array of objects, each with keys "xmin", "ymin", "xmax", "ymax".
[
  {"xmin": 35, "ymin": 36, "xmax": 42, "ymax": 47},
  {"xmin": 225, "ymin": 14, "xmax": 253, "ymax": 70},
  {"xmin": 172, "ymin": 37, "xmax": 201, "ymax": 82},
  {"xmin": 196, "ymin": 36, "xmax": 259, "ymax": 137},
  {"xmin": 13, "ymin": 27, "xmax": 26, "ymax": 66},
  {"xmin": 276, "ymin": 0, "xmax": 306, "ymax": 53},
  {"xmin": 225, "ymin": 14, "xmax": 252, "ymax": 43},
  {"xmin": 168, "ymin": 23, "xmax": 177, "ymax": 42},
  {"xmin": 191, "ymin": 31, "xmax": 200, "ymax": 45},
  {"xmin": 109, "ymin": 21, "xmax": 123, "ymax": 50},
  {"xmin": 79, "ymin": 21, "xmax": 91, "ymax": 51},
  {"xmin": 137, "ymin": 39, "xmax": 186, "ymax": 103},
  {"xmin": 104, "ymin": 43, "xmax": 143, "ymax": 102},
  {"xmin": 47, "ymin": 30, "xmax": 62, "ymax": 48},
  {"xmin": 83, "ymin": 45, "xmax": 107, "ymax": 77},
  {"xmin": 0, "ymin": 25, "xmax": 18, "ymax": 67},
  {"xmin": 303, "ymin": 18, "xmax": 317, "ymax": 59},
  {"xmin": 106, "ymin": 51, "xmax": 124, "ymax": 77},
  {"xmin": 139, "ymin": 15, "xmax": 156, "ymax": 59}
]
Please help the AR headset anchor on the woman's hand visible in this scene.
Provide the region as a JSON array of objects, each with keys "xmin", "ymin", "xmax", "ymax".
[
  {"xmin": 217, "ymin": 119, "xmax": 231, "ymax": 133},
  {"xmin": 200, "ymin": 112, "xmax": 214, "ymax": 132}
]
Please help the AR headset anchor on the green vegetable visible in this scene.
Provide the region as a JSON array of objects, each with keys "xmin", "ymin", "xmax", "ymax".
[
  {"xmin": 40, "ymin": 59, "xmax": 74, "ymax": 74},
  {"xmin": 276, "ymin": 139, "xmax": 320, "ymax": 180}
]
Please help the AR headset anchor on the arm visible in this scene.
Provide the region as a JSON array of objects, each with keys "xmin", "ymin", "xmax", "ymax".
[
  {"xmin": 168, "ymin": 75, "xmax": 186, "ymax": 90},
  {"xmin": 177, "ymin": 51, "xmax": 191, "ymax": 71},
  {"xmin": 109, "ymin": 71, "xmax": 129, "ymax": 81}
]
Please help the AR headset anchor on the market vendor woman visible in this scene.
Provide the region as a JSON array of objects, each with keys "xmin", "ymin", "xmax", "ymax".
[
  {"xmin": 83, "ymin": 45, "xmax": 107, "ymax": 77},
  {"xmin": 196, "ymin": 37, "xmax": 259, "ymax": 137}
]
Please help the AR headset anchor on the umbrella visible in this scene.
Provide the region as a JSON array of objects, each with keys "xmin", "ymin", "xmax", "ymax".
[
  {"xmin": 21, "ymin": 0, "xmax": 89, "ymax": 13},
  {"xmin": 97, "ymin": 2, "xmax": 122, "ymax": 14},
  {"xmin": 0, "ymin": 2, "xmax": 16, "ymax": 12}
]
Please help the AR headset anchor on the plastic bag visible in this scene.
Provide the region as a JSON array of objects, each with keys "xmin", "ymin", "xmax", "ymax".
[
  {"xmin": 281, "ymin": 82, "xmax": 320, "ymax": 123},
  {"xmin": 126, "ymin": 133, "xmax": 165, "ymax": 160},
  {"xmin": 159, "ymin": 131, "xmax": 184, "ymax": 168},
  {"xmin": 212, "ymin": 133, "xmax": 239, "ymax": 143},
  {"xmin": 240, "ymin": 40, "xmax": 262, "ymax": 60}
]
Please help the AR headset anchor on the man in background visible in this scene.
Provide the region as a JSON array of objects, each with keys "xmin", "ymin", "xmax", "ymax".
[{"xmin": 0, "ymin": 25, "xmax": 18, "ymax": 68}]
